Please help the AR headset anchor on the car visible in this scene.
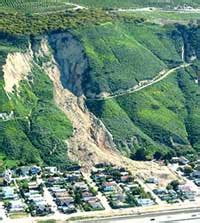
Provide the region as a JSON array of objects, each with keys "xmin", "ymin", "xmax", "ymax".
[{"xmin": 150, "ymin": 218, "xmax": 155, "ymax": 221}]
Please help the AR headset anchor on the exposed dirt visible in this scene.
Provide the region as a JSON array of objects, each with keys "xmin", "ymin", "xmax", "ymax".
[{"xmin": 3, "ymin": 46, "xmax": 33, "ymax": 93}]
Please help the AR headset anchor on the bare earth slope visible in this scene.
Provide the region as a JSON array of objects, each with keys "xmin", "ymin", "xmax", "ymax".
[{"xmin": 34, "ymin": 36, "xmax": 178, "ymax": 183}]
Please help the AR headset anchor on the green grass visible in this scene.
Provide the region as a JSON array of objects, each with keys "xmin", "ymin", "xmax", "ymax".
[
  {"xmin": 76, "ymin": 23, "xmax": 166, "ymax": 95},
  {"xmin": 85, "ymin": 24, "xmax": 200, "ymax": 160},
  {"xmin": 87, "ymin": 99, "xmax": 168, "ymax": 158},
  {"xmin": 9, "ymin": 212, "xmax": 29, "ymax": 219}
]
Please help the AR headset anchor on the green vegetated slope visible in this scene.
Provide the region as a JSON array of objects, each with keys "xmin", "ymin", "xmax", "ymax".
[
  {"xmin": 77, "ymin": 22, "xmax": 181, "ymax": 96},
  {"xmin": 0, "ymin": 34, "xmax": 73, "ymax": 170},
  {"xmin": 85, "ymin": 23, "xmax": 200, "ymax": 160},
  {"xmin": 0, "ymin": 5, "xmax": 200, "ymax": 167}
]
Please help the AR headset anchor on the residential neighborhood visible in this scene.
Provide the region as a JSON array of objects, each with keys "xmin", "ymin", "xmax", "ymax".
[{"xmin": 0, "ymin": 159, "xmax": 200, "ymax": 222}]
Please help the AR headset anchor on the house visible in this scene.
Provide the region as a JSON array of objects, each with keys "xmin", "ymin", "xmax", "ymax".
[
  {"xmin": 30, "ymin": 166, "xmax": 41, "ymax": 175},
  {"xmin": 192, "ymin": 171, "xmax": 200, "ymax": 178},
  {"xmin": 111, "ymin": 192, "xmax": 126, "ymax": 202},
  {"xmin": 146, "ymin": 177, "xmax": 159, "ymax": 184},
  {"xmin": 65, "ymin": 173, "xmax": 81, "ymax": 182},
  {"xmin": 179, "ymin": 156, "xmax": 189, "ymax": 165},
  {"xmin": 56, "ymin": 197, "xmax": 74, "ymax": 206},
  {"xmin": 65, "ymin": 165, "xmax": 81, "ymax": 171},
  {"xmin": 28, "ymin": 182, "xmax": 39, "ymax": 190},
  {"xmin": 74, "ymin": 182, "xmax": 89, "ymax": 192},
  {"xmin": 17, "ymin": 166, "xmax": 31, "ymax": 176},
  {"xmin": 24, "ymin": 190, "xmax": 39, "ymax": 198},
  {"xmin": 9, "ymin": 200, "xmax": 26, "ymax": 213},
  {"xmin": 34, "ymin": 205, "xmax": 51, "ymax": 216},
  {"xmin": 93, "ymin": 173, "xmax": 106, "ymax": 181},
  {"xmin": 120, "ymin": 171, "xmax": 129, "ymax": 176},
  {"xmin": 171, "ymin": 157, "xmax": 180, "ymax": 163},
  {"xmin": 44, "ymin": 167, "xmax": 57, "ymax": 175},
  {"xmin": 123, "ymin": 183, "xmax": 140, "ymax": 192},
  {"xmin": 50, "ymin": 187, "xmax": 66, "ymax": 194},
  {"xmin": 61, "ymin": 204, "xmax": 76, "ymax": 214},
  {"xmin": 82, "ymin": 192, "xmax": 94, "ymax": 198},
  {"xmin": 46, "ymin": 177, "xmax": 62, "ymax": 186},
  {"xmin": 102, "ymin": 181, "xmax": 117, "ymax": 192},
  {"xmin": 88, "ymin": 199, "xmax": 103, "ymax": 210},
  {"xmin": 3, "ymin": 169, "xmax": 12, "ymax": 185},
  {"xmin": 120, "ymin": 175, "xmax": 130, "ymax": 183},
  {"xmin": 54, "ymin": 191, "xmax": 70, "ymax": 199},
  {"xmin": 194, "ymin": 179, "xmax": 200, "ymax": 186},
  {"xmin": 2, "ymin": 187, "xmax": 18, "ymax": 200},
  {"xmin": 136, "ymin": 198, "xmax": 154, "ymax": 206},
  {"xmin": 178, "ymin": 185, "xmax": 196, "ymax": 200},
  {"xmin": 28, "ymin": 194, "xmax": 44, "ymax": 202},
  {"xmin": 153, "ymin": 188, "xmax": 167, "ymax": 195},
  {"xmin": 16, "ymin": 166, "xmax": 40, "ymax": 176}
]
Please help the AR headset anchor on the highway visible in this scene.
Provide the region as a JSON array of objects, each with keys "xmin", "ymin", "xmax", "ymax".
[{"xmin": 75, "ymin": 208, "xmax": 200, "ymax": 223}]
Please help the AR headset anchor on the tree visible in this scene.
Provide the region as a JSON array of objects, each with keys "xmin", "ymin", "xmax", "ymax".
[
  {"xmin": 183, "ymin": 166, "xmax": 193, "ymax": 176},
  {"xmin": 74, "ymin": 189, "xmax": 82, "ymax": 205},
  {"xmin": 168, "ymin": 180, "xmax": 180, "ymax": 191},
  {"xmin": 154, "ymin": 151, "xmax": 163, "ymax": 160},
  {"xmin": 133, "ymin": 149, "xmax": 146, "ymax": 161}
]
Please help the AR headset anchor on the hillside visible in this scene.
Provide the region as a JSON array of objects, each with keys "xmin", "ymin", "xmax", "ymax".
[
  {"xmin": 0, "ymin": 34, "xmax": 73, "ymax": 169},
  {"xmin": 0, "ymin": 1, "xmax": 200, "ymax": 170},
  {"xmin": 85, "ymin": 24, "xmax": 200, "ymax": 159}
]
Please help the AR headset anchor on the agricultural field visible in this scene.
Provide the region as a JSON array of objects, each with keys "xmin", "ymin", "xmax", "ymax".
[
  {"xmin": 1, "ymin": 0, "xmax": 200, "ymax": 15},
  {"xmin": 0, "ymin": 0, "xmax": 74, "ymax": 14},
  {"xmin": 72, "ymin": 0, "xmax": 200, "ymax": 8}
]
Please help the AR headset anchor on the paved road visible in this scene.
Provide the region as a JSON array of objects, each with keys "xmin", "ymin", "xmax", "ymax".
[{"xmin": 76, "ymin": 208, "xmax": 200, "ymax": 223}]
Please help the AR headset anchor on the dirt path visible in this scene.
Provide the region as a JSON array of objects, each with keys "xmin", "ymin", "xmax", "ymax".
[{"xmin": 88, "ymin": 63, "xmax": 191, "ymax": 101}]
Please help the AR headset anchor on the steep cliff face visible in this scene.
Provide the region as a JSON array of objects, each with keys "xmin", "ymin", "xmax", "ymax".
[
  {"xmin": 34, "ymin": 34, "xmax": 118, "ymax": 168},
  {"xmin": 48, "ymin": 32, "xmax": 89, "ymax": 96}
]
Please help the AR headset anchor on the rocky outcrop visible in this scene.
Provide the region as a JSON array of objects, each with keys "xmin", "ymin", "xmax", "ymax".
[{"xmin": 48, "ymin": 32, "xmax": 89, "ymax": 96}]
